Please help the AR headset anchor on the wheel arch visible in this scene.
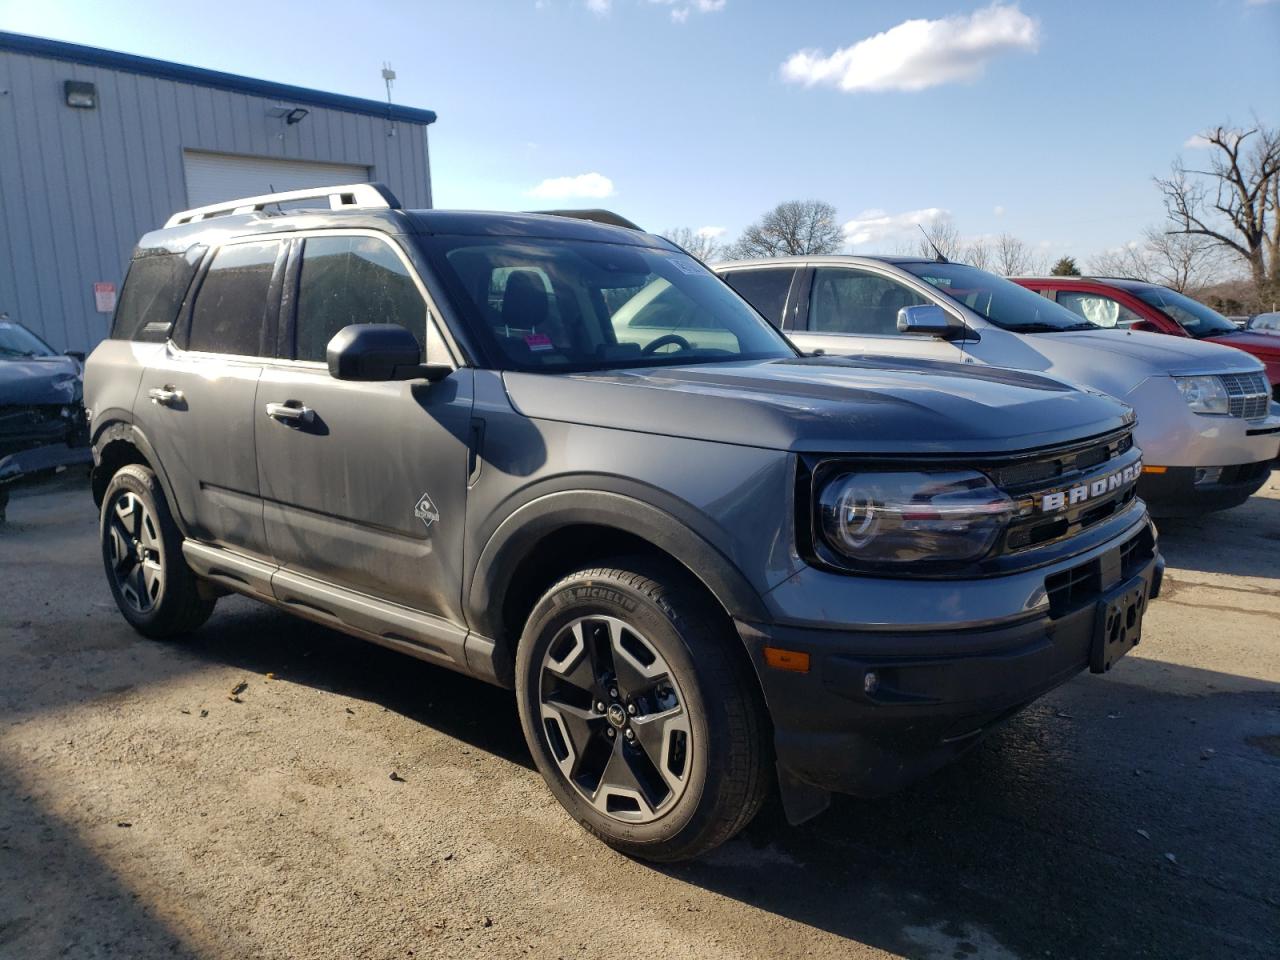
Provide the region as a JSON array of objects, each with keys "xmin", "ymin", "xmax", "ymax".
[
  {"xmin": 464, "ymin": 491, "xmax": 770, "ymax": 687},
  {"xmin": 91, "ymin": 421, "xmax": 184, "ymax": 535}
]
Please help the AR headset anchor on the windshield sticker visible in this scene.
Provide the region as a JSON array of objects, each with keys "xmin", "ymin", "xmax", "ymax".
[
  {"xmin": 525, "ymin": 333, "xmax": 553, "ymax": 352},
  {"xmin": 668, "ymin": 257, "xmax": 706, "ymax": 276}
]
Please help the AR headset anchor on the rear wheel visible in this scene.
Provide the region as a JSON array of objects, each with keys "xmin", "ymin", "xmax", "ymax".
[
  {"xmin": 516, "ymin": 560, "xmax": 768, "ymax": 862},
  {"xmin": 100, "ymin": 464, "xmax": 214, "ymax": 638}
]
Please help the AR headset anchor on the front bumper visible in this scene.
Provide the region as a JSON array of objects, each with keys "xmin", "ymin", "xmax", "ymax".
[
  {"xmin": 740, "ymin": 518, "xmax": 1162, "ymax": 819},
  {"xmin": 1139, "ymin": 461, "xmax": 1273, "ymax": 516}
]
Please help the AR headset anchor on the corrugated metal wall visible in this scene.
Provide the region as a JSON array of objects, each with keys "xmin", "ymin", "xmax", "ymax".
[{"xmin": 0, "ymin": 48, "xmax": 433, "ymax": 352}]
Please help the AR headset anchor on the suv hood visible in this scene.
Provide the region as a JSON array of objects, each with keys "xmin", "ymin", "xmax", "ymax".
[
  {"xmin": 0, "ymin": 355, "xmax": 82, "ymax": 406},
  {"xmin": 1023, "ymin": 328, "xmax": 1264, "ymax": 398},
  {"xmin": 503, "ymin": 357, "xmax": 1131, "ymax": 455},
  {"xmin": 1210, "ymin": 330, "xmax": 1280, "ymax": 359}
]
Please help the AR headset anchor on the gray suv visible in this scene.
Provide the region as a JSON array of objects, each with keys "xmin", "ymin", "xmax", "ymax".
[{"xmin": 85, "ymin": 184, "xmax": 1163, "ymax": 861}]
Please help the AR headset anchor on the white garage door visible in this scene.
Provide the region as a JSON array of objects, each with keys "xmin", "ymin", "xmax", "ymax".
[{"xmin": 183, "ymin": 151, "xmax": 370, "ymax": 207}]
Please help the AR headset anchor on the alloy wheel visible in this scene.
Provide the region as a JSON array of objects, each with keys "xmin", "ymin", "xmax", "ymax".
[
  {"xmin": 538, "ymin": 616, "xmax": 692, "ymax": 823},
  {"xmin": 105, "ymin": 491, "xmax": 164, "ymax": 614}
]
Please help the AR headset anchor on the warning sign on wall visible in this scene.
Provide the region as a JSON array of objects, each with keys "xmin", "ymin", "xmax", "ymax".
[{"xmin": 93, "ymin": 282, "xmax": 117, "ymax": 314}]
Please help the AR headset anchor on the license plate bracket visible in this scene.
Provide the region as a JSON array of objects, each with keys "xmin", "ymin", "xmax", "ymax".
[{"xmin": 1090, "ymin": 573, "xmax": 1150, "ymax": 673}]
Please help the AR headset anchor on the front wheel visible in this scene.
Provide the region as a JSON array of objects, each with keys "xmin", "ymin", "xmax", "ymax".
[
  {"xmin": 516, "ymin": 561, "xmax": 769, "ymax": 862},
  {"xmin": 100, "ymin": 463, "xmax": 214, "ymax": 638}
]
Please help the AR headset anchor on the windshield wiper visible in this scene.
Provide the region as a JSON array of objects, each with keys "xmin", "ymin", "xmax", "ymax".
[{"xmin": 1006, "ymin": 322, "xmax": 1095, "ymax": 333}]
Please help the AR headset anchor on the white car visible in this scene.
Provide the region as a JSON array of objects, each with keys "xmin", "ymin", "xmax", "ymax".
[
  {"xmin": 1248, "ymin": 312, "xmax": 1280, "ymax": 335},
  {"xmin": 716, "ymin": 256, "xmax": 1280, "ymax": 517}
]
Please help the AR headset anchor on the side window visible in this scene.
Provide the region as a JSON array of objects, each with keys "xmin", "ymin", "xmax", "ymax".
[
  {"xmin": 295, "ymin": 235, "xmax": 425, "ymax": 363},
  {"xmin": 1055, "ymin": 291, "xmax": 1143, "ymax": 329},
  {"xmin": 809, "ymin": 267, "xmax": 928, "ymax": 335},
  {"xmin": 112, "ymin": 246, "xmax": 205, "ymax": 342},
  {"xmin": 187, "ymin": 241, "xmax": 281, "ymax": 356},
  {"xmin": 721, "ymin": 269, "xmax": 795, "ymax": 327}
]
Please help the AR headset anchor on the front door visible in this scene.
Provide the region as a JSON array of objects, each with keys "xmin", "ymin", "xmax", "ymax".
[
  {"xmin": 254, "ymin": 232, "xmax": 473, "ymax": 623},
  {"xmin": 134, "ymin": 238, "xmax": 285, "ymax": 558},
  {"xmin": 788, "ymin": 266, "xmax": 969, "ymax": 362}
]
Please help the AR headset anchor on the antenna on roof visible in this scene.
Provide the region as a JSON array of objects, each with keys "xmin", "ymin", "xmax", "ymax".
[
  {"xmin": 917, "ymin": 223, "xmax": 948, "ymax": 263},
  {"xmin": 381, "ymin": 62, "xmax": 397, "ymax": 138}
]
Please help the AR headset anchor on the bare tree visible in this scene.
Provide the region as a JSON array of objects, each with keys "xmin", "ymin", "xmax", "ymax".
[
  {"xmin": 726, "ymin": 200, "xmax": 843, "ymax": 259},
  {"xmin": 914, "ymin": 217, "xmax": 962, "ymax": 260},
  {"xmin": 1156, "ymin": 123, "xmax": 1280, "ymax": 290},
  {"xmin": 661, "ymin": 227, "xmax": 725, "ymax": 264},
  {"xmin": 1090, "ymin": 228, "xmax": 1227, "ymax": 292},
  {"xmin": 1088, "ymin": 244, "xmax": 1150, "ymax": 281},
  {"xmin": 994, "ymin": 233, "xmax": 1040, "ymax": 275},
  {"xmin": 961, "ymin": 236, "xmax": 994, "ymax": 271}
]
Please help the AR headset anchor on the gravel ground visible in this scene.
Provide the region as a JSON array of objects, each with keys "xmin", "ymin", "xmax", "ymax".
[{"xmin": 0, "ymin": 468, "xmax": 1277, "ymax": 960}]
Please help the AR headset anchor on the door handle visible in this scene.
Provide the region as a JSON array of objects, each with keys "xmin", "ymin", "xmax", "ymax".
[
  {"xmin": 265, "ymin": 401, "xmax": 314, "ymax": 425},
  {"xmin": 148, "ymin": 386, "xmax": 184, "ymax": 407}
]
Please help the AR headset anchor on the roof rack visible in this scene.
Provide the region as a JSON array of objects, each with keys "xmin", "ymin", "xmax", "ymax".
[
  {"xmin": 164, "ymin": 182, "xmax": 401, "ymax": 229},
  {"xmin": 529, "ymin": 209, "xmax": 644, "ymax": 231}
]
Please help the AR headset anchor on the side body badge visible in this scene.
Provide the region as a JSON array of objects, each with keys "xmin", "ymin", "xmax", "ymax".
[{"xmin": 414, "ymin": 492, "xmax": 440, "ymax": 529}]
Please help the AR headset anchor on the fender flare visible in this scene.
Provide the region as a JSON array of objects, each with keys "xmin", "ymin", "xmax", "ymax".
[
  {"xmin": 465, "ymin": 489, "xmax": 770, "ymax": 642},
  {"xmin": 91, "ymin": 419, "xmax": 187, "ymax": 535}
]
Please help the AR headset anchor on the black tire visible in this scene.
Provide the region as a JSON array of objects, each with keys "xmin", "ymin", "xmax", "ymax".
[
  {"xmin": 515, "ymin": 559, "xmax": 769, "ymax": 862},
  {"xmin": 100, "ymin": 463, "xmax": 214, "ymax": 639}
]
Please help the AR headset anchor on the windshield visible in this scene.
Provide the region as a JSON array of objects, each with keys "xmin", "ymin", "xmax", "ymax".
[
  {"xmin": 423, "ymin": 235, "xmax": 795, "ymax": 372},
  {"xmin": 899, "ymin": 262, "xmax": 1096, "ymax": 333},
  {"xmin": 1130, "ymin": 285, "xmax": 1238, "ymax": 338},
  {"xmin": 0, "ymin": 319, "xmax": 57, "ymax": 358}
]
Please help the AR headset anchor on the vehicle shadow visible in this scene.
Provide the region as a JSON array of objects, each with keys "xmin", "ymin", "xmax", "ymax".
[
  {"xmin": 653, "ymin": 664, "xmax": 1280, "ymax": 959},
  {"xmin": 1154, "ymin": 471, "xmax": 1280, "ymax": 579}
]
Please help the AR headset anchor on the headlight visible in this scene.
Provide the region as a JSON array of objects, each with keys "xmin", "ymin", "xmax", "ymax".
[
  {"xmin": 1175, "ymin": 375, "xmax": 1229, "ymax": 415},
  {"xmin": 816, "ymin": 469, "xmax": 1013, "ymax": 568}
]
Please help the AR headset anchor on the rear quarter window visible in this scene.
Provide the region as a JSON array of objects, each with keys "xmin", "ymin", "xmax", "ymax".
[{"xmin": 111, "ymin": 246, "xmax": 205, "ymax": 342}]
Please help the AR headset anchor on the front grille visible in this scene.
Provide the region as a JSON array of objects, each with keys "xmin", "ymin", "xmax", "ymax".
[
  {"xmin": 1046, "ymin": 524, "xmax": 1155, "ymax": 619},
  {"xmin": 993, "ymin": 428, "xmax": 1141, "ymax": 554},
  {"xmin": 1220, "ymin": 371, "xmax": 1270, "ymax": 420}
]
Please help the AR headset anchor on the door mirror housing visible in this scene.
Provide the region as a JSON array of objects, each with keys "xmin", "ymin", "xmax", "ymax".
[
  {"xmin": 326, "ymin": 324, "xmax": 452, "ymax": 382},
  {"xmin": 897, "ymin": 304, "xmax": 966, "ymax": 341}
]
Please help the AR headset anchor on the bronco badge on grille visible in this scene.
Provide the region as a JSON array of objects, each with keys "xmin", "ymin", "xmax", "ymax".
[{"xmin": 1040, "ymin": 460, "xmax": 1143, "ymax": 513}]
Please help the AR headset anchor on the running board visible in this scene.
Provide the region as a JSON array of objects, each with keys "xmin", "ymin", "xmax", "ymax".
[{"xmin": 181, "ymin": 540, "xmax": 469, "ymax": 670}]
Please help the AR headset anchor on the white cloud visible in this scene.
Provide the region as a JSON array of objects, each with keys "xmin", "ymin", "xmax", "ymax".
[
  {"xmin": 586, "ymin": 0, "xmax": 610, "ymax": 13},
  {"xmin": 528, "ymin": 172, "xmax": 615, "ymax": 200},
  {"xmin": 993, "ymin": 205, "xmax": 1005, "ymax": 217},
  {"xmin": 781, "ymin": 3, "xmax": 1040, "ymax": 94},
  {"xmin": 696, "ymin": 225, "xmax": 726, "ymax": 239},
  {"xmin": 842, "ymin": 207, "xmax": 949, "ymax": 247},
  {"xmin": 647, "ymin": 0, "xmax": 725, "ymax": 21}
]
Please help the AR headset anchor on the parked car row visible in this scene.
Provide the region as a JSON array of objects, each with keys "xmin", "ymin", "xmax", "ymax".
[
  {"xmin": 718, "ymin": 259, "xmax": 1279, "ymax": 517},
  {"xmin": 76, "ymin": 185, "xmax": 1267, "ymax": 862}
]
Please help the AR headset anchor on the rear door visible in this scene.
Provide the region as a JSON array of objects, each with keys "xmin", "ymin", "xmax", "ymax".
[
  {"xmin": 789, "ymin": 265, "xmax": 967, "ymax": 361},
  {"xmin": 134, "ymin": 237, "xmax": 285, "ymax": 558},
  {"xmin": 719, "ymin": 267, "xmax": 799, "ymax": 331},
  {"xmin": 254, "ymin": 231, "xmax": 473, "ymax": 623}
]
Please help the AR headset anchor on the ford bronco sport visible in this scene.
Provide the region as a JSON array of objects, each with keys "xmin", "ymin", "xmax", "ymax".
[{"xmin": 85, "ymin": 184, "xmax": 1163, "ymax": 861}]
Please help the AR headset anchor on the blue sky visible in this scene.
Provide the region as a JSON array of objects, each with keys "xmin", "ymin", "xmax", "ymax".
[{"xmin": 2, "ymin": 0, "xmax": 1277, "ymax": 261}]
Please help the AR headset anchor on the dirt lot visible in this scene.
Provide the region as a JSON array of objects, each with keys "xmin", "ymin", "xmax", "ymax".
[{"xmin": 0, "ymin": 470, "xmax": 1277, "ymax": 960}]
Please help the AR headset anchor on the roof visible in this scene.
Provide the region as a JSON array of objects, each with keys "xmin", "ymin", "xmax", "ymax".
[
  {"xmin": 1011, "ymin": 276, "xmax": 1159, "ymax": 289},
  {"xmin": 714, "ymin": 254, "xmax": 931, "ymax": 270},
  {"xmin": 138, "ymin": 207, "xmax": 673, "ymax": 253},
  {"xmin": 0, "ymin": 30, "xmax": 437, "ymax": 126}
]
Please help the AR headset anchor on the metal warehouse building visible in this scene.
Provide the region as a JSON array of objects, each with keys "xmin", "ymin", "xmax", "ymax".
[{"xmin": 0, "ymin": 31, "xmax": 437, "ymax": 353}]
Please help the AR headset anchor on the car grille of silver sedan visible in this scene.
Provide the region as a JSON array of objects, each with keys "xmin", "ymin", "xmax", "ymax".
[{"xmin": 1219, "ymin": 371, "xmax": 1271, "ymax": 420}]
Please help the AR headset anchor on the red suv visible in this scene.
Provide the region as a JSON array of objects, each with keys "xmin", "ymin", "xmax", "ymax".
[{"xmin": 1011, "ymin": 277, "xmax": 1280, "ymax": 400}]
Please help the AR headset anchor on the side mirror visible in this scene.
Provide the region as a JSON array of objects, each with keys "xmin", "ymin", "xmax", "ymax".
[
  {"xmin": 326, "ymin": 324, "xmax": 452, "ymax": 382},
  {"xmin": 897, "ymin": 304, "xmax": 966, "ymax": 341}
]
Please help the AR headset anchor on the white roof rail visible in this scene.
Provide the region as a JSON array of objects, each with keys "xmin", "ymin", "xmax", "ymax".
[{"xmin": 164, "ymin": 182, "xmax": 401, "ymax": 229}]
